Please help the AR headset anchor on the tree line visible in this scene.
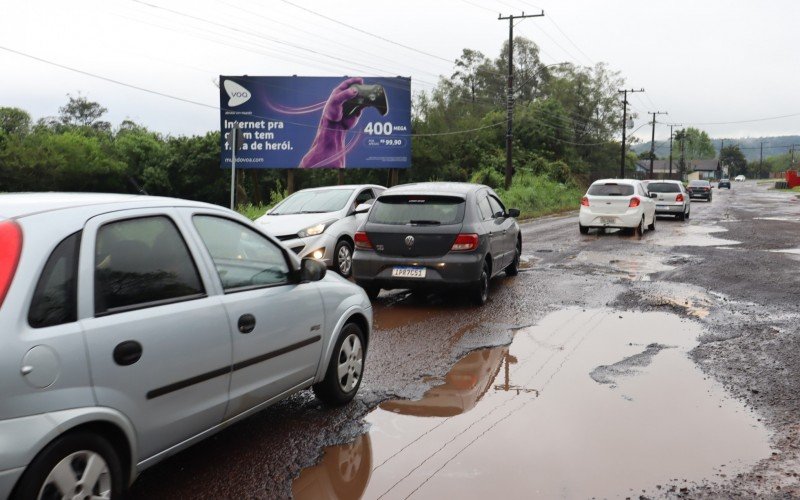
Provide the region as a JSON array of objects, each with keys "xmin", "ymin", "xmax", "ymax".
[{"xmin": 3, "ymin": 36, "xmax": 729, "ymax": 206}]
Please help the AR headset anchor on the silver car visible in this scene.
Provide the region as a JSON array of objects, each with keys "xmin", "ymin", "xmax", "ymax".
[
  {"xmin": 255, "ymin": 185, "xmax": 385, "ymax": 277},
  {"xmin": 644, "ymin": 180, "xmax": 691, "ymax": 221},
  {"xmin": 0, "ymin": 193, "xmax": 372, "ymax": 499}
]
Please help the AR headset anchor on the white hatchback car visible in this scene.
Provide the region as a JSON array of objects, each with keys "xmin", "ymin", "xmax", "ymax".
[
  {"xmin": 735, "ymin": 175, "xmax": 746, "ymax": 182},
  {"xmin": 256, "ymin": 185, "xmax": 385, "ymax": 277},
  {"xmin": 579, "ymin": 179, "xmax": 657, "ymax": 236},
  {"xmin": 0, "ymin": 193, "xmax": 372, "ymax": 499}
]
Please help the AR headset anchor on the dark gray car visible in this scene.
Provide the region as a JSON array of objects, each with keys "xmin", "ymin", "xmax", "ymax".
[{"xmin": 351, "ymin": 182, "xmax": 521, "ymax": 305}]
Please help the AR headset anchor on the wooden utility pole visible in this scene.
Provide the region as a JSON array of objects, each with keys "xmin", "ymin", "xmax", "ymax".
[
  {"xmin": 668, "ymin": 123, "xmax": 682, "ymax": 178},
  {"xmin": 499, "ymin": 10, "xmax": 545, "ymax": 189},
  {"xmin": 618, "ymin": 88, "xmax": 644, "ymax": 178},
  {"xmin": 648, "ymin": 111, "xmax": 667, "ymax": 177}
]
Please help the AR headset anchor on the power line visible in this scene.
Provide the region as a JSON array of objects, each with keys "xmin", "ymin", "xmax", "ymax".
[
  {"xmin": 0, "ymin": 45, "xmax": 506, "ymax": 138},
  {"xmin": 277, "ymin": 0, "xmax": 454, "ymax": 64}
]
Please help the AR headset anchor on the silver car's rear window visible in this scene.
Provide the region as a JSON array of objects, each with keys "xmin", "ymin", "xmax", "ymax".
[
  {"xmin": 647, "ymin": 183, "xmax": 681, "ymax": 193},
  {"xmin": 369, "ymin": 195, "xmax": 466, "ymax": 225},
  {"xmin": 587, "ymin": 184, "xmax": 634, "ymax": 196}
]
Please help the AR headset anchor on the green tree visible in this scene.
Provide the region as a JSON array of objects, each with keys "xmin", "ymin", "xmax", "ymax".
[
  {"xmin": 59, "ymin": 94, "xmax": 111, "ymax": 132},
  {"xmin": 675, "ymin": 127, "xmax": 715, "ymax": 159},
  {"xmin": 0, "ymin": 107, "xmax": 31, "ymax": 136},
  {"xmin": 720, "ymin": 145, "xmax": 747, "ymax": 176}
]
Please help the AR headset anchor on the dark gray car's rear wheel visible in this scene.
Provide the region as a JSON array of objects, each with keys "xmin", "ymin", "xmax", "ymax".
[
  {"xmin": 356, "ymin": 282, "xmax": 380, "ymax": 300},
  {"xmin": 13, "ymin": 431, "xmax": 124, "ymax": 500},
  {"xmin": 505, "ymin": 240, "xmax": 521, "ymax": 276},
  {"xmin": 470, "ymin": 261, "xmax": 490, "ymax": 306}
]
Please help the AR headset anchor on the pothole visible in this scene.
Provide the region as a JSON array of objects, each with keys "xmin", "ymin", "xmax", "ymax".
[{"xmin": 293, "ymin": 308, "xmax": 772, "ymax": 499}]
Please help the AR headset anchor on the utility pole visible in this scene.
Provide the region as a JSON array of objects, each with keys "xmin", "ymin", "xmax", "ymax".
[
  {"xmin": 717, "ymin": 139, "xmax": 724, "ymax": 180},
  {"xmin": 788, "ymin": 144, "xmax": 800, "ymax": 169},
  {"xmin": 760, "ymin": 141, "xmax": 765, "ymax": 174},
  {"xmin": 668, "ymin": 123, "xmax": 682, "ymax": 178},
  {"xmin": 648, "ymin": 111, "xmax": 667, "ymax": 177},
  {"xmin": 499, "ymin": 10, "xmax": 545, "ymax": 189},
  {"xmin": 618, "ymin": 88, "xmax": 644, "ymax": 178}
]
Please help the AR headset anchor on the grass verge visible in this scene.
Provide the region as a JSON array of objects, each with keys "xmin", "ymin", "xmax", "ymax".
[{"xmin": 497, "ymin": 173, "xmax": 584, "ymax": 220}]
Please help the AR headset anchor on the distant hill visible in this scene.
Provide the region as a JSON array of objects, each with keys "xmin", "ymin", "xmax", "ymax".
[{"xmin": 633, "ymin": 135, "xmax": 800, "ymax": 162}]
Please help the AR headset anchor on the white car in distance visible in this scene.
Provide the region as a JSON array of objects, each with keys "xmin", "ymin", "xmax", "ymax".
[
  {"xmin": 579, "ymin": 179, "xmax": 657, "ymax": 236},
  {"xmin": 256, "ymin": 185, "xmax": 385, "ymax": 277},
  {"xmin": 735, "ymin": 175, "xmax": 746, "ymax": 182}
]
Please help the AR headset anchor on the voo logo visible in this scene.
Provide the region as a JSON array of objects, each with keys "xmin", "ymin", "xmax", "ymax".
[{"xmin": 224, "ymin": 80, "xmax": 251, "ymax": 107}]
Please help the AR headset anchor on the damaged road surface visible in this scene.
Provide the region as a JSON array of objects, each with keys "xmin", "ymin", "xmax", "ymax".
[
  {"xmin": 132, "ymin": 181, "xmax": 800, "ymax": 499},
  {"xmin": 295, "ymin": 309, "xmax": 771, "ymax": 499}
]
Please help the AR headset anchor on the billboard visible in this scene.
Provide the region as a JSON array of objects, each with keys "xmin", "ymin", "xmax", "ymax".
[{"xmin": 219, "ymin": 76, "xmax": 411, "ymax": 169}]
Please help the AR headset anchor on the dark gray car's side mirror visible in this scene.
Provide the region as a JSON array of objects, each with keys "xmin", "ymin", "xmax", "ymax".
[
  {"xmin": 300, "ymin": 258, "xmax": 327, "ymax": 282},
  {"xmin": 507, "ymin": 208, "xmax": 521, "ymax": 218}
]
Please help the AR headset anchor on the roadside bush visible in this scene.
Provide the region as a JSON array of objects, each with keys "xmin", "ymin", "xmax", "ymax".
[
  {"xmin": 497, "ymin": 172, "xmax": 584, "ymax": 219},
  {"xmin": 469, "ymin": 167, "xmax": 504, "ymax": 189}
]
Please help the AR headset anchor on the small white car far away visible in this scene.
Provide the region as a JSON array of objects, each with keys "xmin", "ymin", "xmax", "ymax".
[
  {"xmin": 256, "ymin": 185, "xmax": 385, "ymax": 277},
  {"xmin": 579, "ymin": 179, "xmax": 657, "ymax": 236},
  {"xmin": 735, "ymin": 175, "xmax": 746, "ymax": 182}
]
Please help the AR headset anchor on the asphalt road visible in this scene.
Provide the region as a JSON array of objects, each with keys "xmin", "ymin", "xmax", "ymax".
[{"xmin": 131, "ymin": 180, "xmax": 800, "ymax": 499}]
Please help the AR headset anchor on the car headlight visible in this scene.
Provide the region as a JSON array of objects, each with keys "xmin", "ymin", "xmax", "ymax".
[{"xmin": 297, "ymin": 220, "xmax": 337, "ymax": 238}]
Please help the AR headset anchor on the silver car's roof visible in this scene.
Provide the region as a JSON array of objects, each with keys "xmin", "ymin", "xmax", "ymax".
[
  {"xmin": 0, "ymin": 192, "xmax": 224, "ymax": 219},
  {"xmin": 381, "ymin": 182, "xmax": 488, "ymax": 197}
]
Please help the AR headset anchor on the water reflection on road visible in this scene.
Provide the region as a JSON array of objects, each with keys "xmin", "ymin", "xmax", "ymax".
[{"xmin": 294, "ymin": 308, "xmax": 772, "ymax": 499}]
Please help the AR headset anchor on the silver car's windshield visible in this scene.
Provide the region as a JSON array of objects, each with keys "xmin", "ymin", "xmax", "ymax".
[{"xmin": 270, "ymin": 189, "xmax": 355, "ymax": 215}]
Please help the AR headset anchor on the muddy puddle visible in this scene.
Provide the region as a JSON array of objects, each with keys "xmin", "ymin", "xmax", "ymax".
[
  {"xmin": 571, "ymin": 250, "xmax": 675, "ymax": 280},
  {"xmin": 648, "ymin": 223, "xmax": 740, "ymax": 247},
  {"xmin": 293, "ymin": 309, "xmax": 772, "ymax": 499}
]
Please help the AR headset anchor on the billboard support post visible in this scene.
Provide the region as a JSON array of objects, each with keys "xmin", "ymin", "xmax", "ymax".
[
  {"xmin": 287, "ymin": 170, "xmax": 295, "ymax": 194},
  {"xmin": 337, "ymin": 170, "xmax": 345, "ymax": 185},
  {"xmin": 229, "ymin": 131, "xmax": 237, "ymax": 210}
]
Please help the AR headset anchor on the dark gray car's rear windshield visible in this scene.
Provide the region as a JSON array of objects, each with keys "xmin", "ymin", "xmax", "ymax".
[
  {"xmin": 689, "ymin": 180, "xmax": 710, "ymax": 187},
  {"xmin": 587, "ymin": 183, "xmax": 634, "ymax": 196},
  {"xmin": 647, "ymin": 182, "xmax": 681, "ymax": 193},
  {"xmin": 369, "ymin": 195, "xmax": 466, "ymax": 225}
]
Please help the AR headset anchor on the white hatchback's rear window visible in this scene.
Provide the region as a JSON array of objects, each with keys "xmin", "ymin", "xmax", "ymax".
[{"xmin": 587, "ymin": 184, "xmax": 634, "ymax": 196}]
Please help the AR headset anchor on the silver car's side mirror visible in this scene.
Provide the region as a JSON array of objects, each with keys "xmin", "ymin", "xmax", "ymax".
[
  {"xmin": 354, "ymin": 203, "xmax": 372, "ymax": 214},
  {"xmin": 299, "ymin": 258, "xmax": 327, "ymax": 282}
]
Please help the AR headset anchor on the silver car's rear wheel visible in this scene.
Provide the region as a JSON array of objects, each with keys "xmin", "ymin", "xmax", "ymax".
[
  {"xmin": 39, "ymin": 451, "xmax": 111, "ymax": 500},
  {"xmin": 13, "ymin": 432, "xmax": 124, "ymax": 500}
]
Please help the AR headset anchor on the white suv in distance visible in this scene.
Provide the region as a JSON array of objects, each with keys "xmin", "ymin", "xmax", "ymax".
[
  {"xmin": 645, "ymin": 180, "xmax": 691, "ymax": 221},
  {"xmin": 579, "ymin": 179, "xmax": 657, "ymax": 236},
  {"xmin": 0, "ymin": 193, "xmax": 372, "ymax": 499},
  {"xmin": 256, "ymin": 185, "xmax": 385, "ymax": 277}
]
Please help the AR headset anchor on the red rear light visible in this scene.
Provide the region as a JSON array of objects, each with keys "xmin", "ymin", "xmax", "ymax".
[
  {"xmin": 581, "ymin": 196, "xmax": 590, "ymax": 207},
  {"xmin": 354, "ymin": 231, "xmax": 373, "ymax": 250},
  {"xmin": 450, "ymin": 233, "xmax": 479, "ymax": 252},
  {"xmin": 628, "ymin": 197, "xmax": 641, "ymax": 208},
  {"xmin": 675, "ymin": 193, "xmax": 684, "ymax": 202},
  {"xmin": 0, "ymin": 220, "xmax": 22, "ymax": 308}
]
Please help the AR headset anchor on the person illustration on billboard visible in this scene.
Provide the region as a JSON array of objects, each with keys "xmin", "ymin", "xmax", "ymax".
[{"xmin": 300, "ymin": 77, "xmax": 364, "ymax": 169}]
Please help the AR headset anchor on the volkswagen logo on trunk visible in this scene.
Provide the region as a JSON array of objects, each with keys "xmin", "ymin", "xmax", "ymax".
[{"xmin": 405, "ymin": 235, "xmax": 415, "ymax": 247}]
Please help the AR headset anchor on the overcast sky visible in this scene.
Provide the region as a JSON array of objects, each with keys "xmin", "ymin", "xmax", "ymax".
[{"xmin": 1, "ymin": 0, "xmax": 798, "ymax": 143}]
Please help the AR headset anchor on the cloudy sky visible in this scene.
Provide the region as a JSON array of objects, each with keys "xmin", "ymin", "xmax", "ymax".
[{"xmin": 1, "ymin": 0, "xmax": 798, "ymax": 143}]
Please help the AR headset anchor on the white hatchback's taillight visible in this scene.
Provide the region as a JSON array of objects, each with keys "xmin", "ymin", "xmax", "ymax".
[
  {"xmin": 451, "ymin": 233, "xmax": 479, "ymax": 252},
  {"xmin": 354, "ymin": 231, "xmax": 373, "ymax": 250},
  {"xmin": 581, "ymin": 196, "xmax": 590, "ymax": 207},
  {"xmin": 0, "ymin": 220, "xmax": 22, "ymax": 308},
  {"xmin": 629, "ymin": 197, "xmax": 641, "ymax": 208}
]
